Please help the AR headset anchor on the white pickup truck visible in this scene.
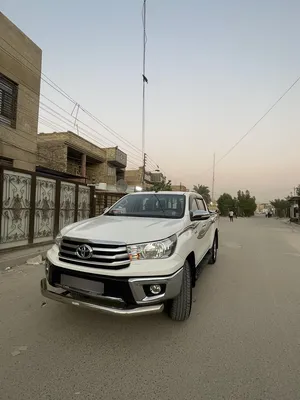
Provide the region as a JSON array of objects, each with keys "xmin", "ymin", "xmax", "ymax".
[{"xmin": 41, "ymin": 191, "xmax": 219, "ymax": 321}]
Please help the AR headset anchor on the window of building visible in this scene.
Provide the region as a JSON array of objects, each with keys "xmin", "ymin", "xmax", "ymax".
[
  {"xmin": 107, "ymin": 166, "xmax": 116, "ymax": 176},
  {"xmin": 0, "ymin": 156, "xmax": 13, "ymax": 167},
  {"xmin": 0, "ymin": 73, "xmax": 18, "ymax": 129}
]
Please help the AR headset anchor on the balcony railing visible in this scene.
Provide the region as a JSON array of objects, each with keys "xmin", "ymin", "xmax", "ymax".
[
  {"xmin": 105, "ymin": 175, "xmax": 117, "ymax": 185},
  {"xmin": 67, "ymin": 163, "xmax": 81, "ymax": 176}
]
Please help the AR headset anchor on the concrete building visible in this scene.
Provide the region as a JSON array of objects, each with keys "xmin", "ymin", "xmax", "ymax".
[
  {"xmin": 125, "ymin": 168, "xmax": 165, "ymax": 189},
  {"xmin": 37, "ymin": 131, "xmax": 127, "ymax": 186},
  {"xmin": 171, "ymin": 184, "xmax": 187, "ymax": 192},
  {"xmin": 0, "ymin": 12, "xmax": 42, "ymax": 171}
]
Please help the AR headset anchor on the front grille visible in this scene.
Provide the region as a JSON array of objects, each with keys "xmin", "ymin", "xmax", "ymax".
[
  {"xmin": 48, "ymin": 265, "xmax": 136, "ymax": 304},
  {"xmin": 59, "ymin": 237, "xmax": 130, "ymax": 269}
]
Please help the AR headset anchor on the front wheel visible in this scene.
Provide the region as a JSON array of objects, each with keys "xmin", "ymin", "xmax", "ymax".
[
  {"xmin": 168, "ymin": 260, "xmax": 192, "ymax": 321},
  {"xmin": 208, "ymin": 235, "xmax": 218, "ymax": 264}
]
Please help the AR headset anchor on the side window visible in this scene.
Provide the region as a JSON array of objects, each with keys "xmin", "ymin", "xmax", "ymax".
[
  {"xmin": 196, "ymin": 198, "xmax": 206, "ymax": 211},
  {"xmin": 190, "ymin": 198, "xmax": 198, "ymax": 211}
]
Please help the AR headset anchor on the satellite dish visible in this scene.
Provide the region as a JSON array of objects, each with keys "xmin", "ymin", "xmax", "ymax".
[{"xmin": 116, "ymin": 179, "xmax": 128, "ymax": 193}]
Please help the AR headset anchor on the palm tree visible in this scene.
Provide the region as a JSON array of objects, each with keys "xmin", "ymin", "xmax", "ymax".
[{"xmin": 193, "ymin": 184, "xmax": 211, "ymax": 204}]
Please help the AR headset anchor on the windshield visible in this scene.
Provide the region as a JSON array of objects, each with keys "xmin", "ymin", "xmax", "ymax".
[{"xmin": 106, "ymin": 194, "xmax": 185, "ymax": 219}]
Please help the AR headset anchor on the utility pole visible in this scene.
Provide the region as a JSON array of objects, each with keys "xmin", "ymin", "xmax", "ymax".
[
  {"xmin": 211, "ymin": 153, "xmax": 216, "ymax": 202},
  {"xmin": 142, "ymin": 0, "xmax": 147, "ymax": 172},
  {"xmin": 142, "ymin": 152, "xmax": 147, "ymax": 188}
]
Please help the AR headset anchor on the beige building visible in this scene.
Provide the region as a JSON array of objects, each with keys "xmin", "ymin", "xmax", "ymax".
[
  {"xmin": 0, "ymin": 12, "xmax": 42, "ymax": 171},
  {"xmin": 125, "ymin": 168, "xmax": 165, "ymax": 189},
  {"xmin": 171, "ymin": 184, "xmax": 187, "ymax": 192},
  {"xmin": 37, "ymin": 131, "xmax": 127, "ymax": 185},
  {"xmin": 125, "ymin": 167, "xmax": 144, "ymax": 187}
]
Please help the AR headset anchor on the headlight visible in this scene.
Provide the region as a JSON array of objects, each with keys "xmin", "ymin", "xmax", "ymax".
[
  {"xmin": 127, "ymin": 235, "xmax": 177, "ymax": 260},
  {"xmin": 55, "ymin": 232, "xmax": 62, "ymax": 246}
]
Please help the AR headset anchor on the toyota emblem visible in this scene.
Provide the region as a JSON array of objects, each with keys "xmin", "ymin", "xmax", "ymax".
[{"xmin": 76, "ymin": 244, "xmax": 93, "ymax": 259}]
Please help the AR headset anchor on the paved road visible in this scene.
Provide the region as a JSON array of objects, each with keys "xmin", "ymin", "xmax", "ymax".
[{"xmin": 1, "ymin": 216, "xmax": 300, "ymax": 400}]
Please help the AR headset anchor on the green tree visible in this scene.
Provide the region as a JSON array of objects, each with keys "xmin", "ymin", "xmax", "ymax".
[
  {"xmin": 217, "ymin": 193, "xmax": 234, "ymax": 216},
  {"xmin": 270, "ymin": 198, "xmax": 290, "ymax": 218},
  {"xmin": 237, "ymin": 190, "xmax": 256, "ymax": 217},
  {"xmin": 193, "ymin": 184, "xmax": 211, "ymax": 204},
  {"xmin": 150, "ymin": 176, "xmax": 172, "ymax": 192}
]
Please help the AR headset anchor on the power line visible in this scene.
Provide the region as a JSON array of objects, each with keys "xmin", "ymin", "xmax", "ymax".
[
  {"xmin": 16, "ymin": 102, "xmax": 142, "ymax": 168},
  {"xmin": 1, "ymin": 38, "xmax": 77, "ymax": 103},
  {"xmin": 12, "ymin": 83, "xmax": 143, "ymax": 166},
  {"xmin": 1, "ymin": 40, "xmax": 148, "ymax": 158},
  {"xmin": 0, "ymin": 38, "xmax": 167, "ymax": 175},
  {"xmin": 216, "ymin": 75, "xmax": 300, "ymax": 165},
  {"xmin": 198, "ymin": 74, "xmax": 300, "ymax": 177}
]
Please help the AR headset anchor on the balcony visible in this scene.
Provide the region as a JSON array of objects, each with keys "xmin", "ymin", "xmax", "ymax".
[
  {"xmin": 67, "ymin": 162, "xmax": 81, "ymax": 176},
  {"xmin": 106, "ymin": 147, "xmax": 127, "ymax": 168}
]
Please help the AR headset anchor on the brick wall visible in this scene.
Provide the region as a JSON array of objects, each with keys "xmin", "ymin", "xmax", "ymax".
[
  {"xmin": 37, "ymin": 142, "xmax": 67, "ymax": 172},
  {"xmin": 0, "ymin": 12, "xmax": 42, "ymax": 171},
  {"xmin": 38, "ymin": 131, "xmax": 106, "ymax": 161},
  {"xmin": 125, "ymin": 168, "xmax": 143, "ymax": 186}
]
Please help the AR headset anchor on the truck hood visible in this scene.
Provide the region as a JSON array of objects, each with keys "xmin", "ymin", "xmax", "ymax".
[{"xmin": 61, "ymin": 215, "xmax": 185, "ymax": 244}]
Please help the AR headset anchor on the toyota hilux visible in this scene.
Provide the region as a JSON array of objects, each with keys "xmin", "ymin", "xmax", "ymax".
[{"xmin": 41, "ymin": 191, "xmax": 219, "ymax": 321}]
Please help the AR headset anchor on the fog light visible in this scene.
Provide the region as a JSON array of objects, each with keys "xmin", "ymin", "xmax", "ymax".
[{"xmin": 150, "ymin": 284, "xmax": 162, "ymax": 295}]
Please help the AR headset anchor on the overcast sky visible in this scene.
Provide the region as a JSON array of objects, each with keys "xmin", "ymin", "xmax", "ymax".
[{"xmin": 2, "ymin": 0, "xmax": 300, "ymax": 202}]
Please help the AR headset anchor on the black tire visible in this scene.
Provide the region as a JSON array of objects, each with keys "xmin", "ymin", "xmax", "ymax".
[
  {"xmin": 208, "ymin": 235, "xmax": 217, "ymax": 264},
  {"xmin": 168, "ymin": 260, "xmax": 192, "ymax": 321}
]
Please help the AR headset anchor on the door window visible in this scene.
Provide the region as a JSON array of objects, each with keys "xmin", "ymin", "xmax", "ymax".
[
  {"xmin": 196, "ymin": 198, "xmax": 206, "ymax": 211},
  {"xmin": 190, "ymin": 198, "xmax": 198, "ymax": 211}
]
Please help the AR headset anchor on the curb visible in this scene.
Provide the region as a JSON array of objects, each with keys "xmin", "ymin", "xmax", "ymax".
[{"xmin": 0, "ymin": 244, "xmax": 53, "ymax": 271}]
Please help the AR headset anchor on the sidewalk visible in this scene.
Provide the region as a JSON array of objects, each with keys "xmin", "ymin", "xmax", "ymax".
[
  {"xmin": 278, "ymin": 217, "xmax": 300, "ymax": 232},
  {"xmin": 0, "ymin": 243, "xmax": 52, "ymax": 271}
]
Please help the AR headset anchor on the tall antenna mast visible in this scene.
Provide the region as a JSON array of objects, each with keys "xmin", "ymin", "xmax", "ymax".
[
  {"xmin": 212, "ymin": 153, "xmax": 216, "ymax": 202},
  {"xmin": 141, "ymin": 0, "xmax": 148, "ymax": 186}
]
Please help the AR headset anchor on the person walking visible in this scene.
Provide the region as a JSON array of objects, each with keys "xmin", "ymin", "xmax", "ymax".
[{"xmin": 229, "ymin": 210, "xmax": 234, "ymax": 222}]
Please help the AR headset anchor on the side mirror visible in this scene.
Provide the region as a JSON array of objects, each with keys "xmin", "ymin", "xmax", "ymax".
[{"xmin": 190, "ymin": 210, "xmax": 211, "ymax": 221}]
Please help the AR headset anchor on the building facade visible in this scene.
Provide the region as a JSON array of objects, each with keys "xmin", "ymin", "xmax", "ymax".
[
  {"xmin": 171, "ymin": 184, "xmax": 187, "ymax": 192},
  {"xmin": 124, "ymin": 168, "xmax": 164, "ymax": 189},
  {"xmin": 0, "ymin": 12, "xmax": 42, "ymax": 171},
  {"xmin": 37, "ymin": 132, "xmax": 127, "ymax": 187}
]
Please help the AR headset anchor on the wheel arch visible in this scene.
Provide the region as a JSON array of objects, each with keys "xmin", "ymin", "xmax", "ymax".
[
  {"xmin": 215, "ymin": 228, "xmax": 219, "ymax": 249},
  {"xmin": 186, "ymin": 251, "xmax": 196, "ymax": 287}
]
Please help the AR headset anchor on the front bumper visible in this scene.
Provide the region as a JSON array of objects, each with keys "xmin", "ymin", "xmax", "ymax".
[
  {"xmin": 41, "ymin": 279, "xmax": 164, "ymax": 316},
  {"xmin": 41, "ymin": 262, "xmax": 183, "ymax": 316}
]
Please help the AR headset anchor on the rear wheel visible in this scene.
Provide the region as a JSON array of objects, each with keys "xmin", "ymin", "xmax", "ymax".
[
  {"xmin": 208, "ymin": 235, "xmax": 218, "ymax": 264},
  {"xmin": 168, "ymin": 260, "xmax": 192, "ymax": 321}
]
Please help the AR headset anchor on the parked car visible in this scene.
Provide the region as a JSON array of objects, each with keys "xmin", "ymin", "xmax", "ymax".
[{"xmin": 41, "ymin": 191, "xmax": 219, "ymax": 321}]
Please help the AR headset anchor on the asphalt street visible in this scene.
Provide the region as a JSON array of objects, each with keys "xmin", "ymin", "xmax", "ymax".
[{"xmin": 1, "ymin": 216, "xmax": 300, "ymax": 400}]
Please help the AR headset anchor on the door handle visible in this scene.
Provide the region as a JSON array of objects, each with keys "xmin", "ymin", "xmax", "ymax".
[{"xmin": 202, "ymin": 224, "xmax": 207, "ymax": 228}]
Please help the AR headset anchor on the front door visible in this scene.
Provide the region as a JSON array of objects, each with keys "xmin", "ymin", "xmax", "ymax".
[{"xmin": 189, "ymin": 196, "xmax": 210, "ymax": 265}]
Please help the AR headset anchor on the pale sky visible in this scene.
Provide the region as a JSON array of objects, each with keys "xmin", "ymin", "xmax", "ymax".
[{"xmin": 2, "ymin": 0, "xmax": 300, "ymax": 202}]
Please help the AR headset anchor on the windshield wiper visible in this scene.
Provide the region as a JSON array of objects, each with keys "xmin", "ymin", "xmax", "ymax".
[{"xmin": 153, "ymin": 194, "xmax": 166, "ymax": 216}]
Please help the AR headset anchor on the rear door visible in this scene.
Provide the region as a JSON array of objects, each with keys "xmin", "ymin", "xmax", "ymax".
[
  {"xmin": 195, "ymin": 197, "xmax": 212, "ymax": 254},
  {"xmin": 189, "ymin": 195, "xmax": 209, "ymax": 265}
]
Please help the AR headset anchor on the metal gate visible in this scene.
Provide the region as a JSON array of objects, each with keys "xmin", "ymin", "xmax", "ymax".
[{"xmin": 95, "ymin": 191, "xmax": 126, "ymax": 216}]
